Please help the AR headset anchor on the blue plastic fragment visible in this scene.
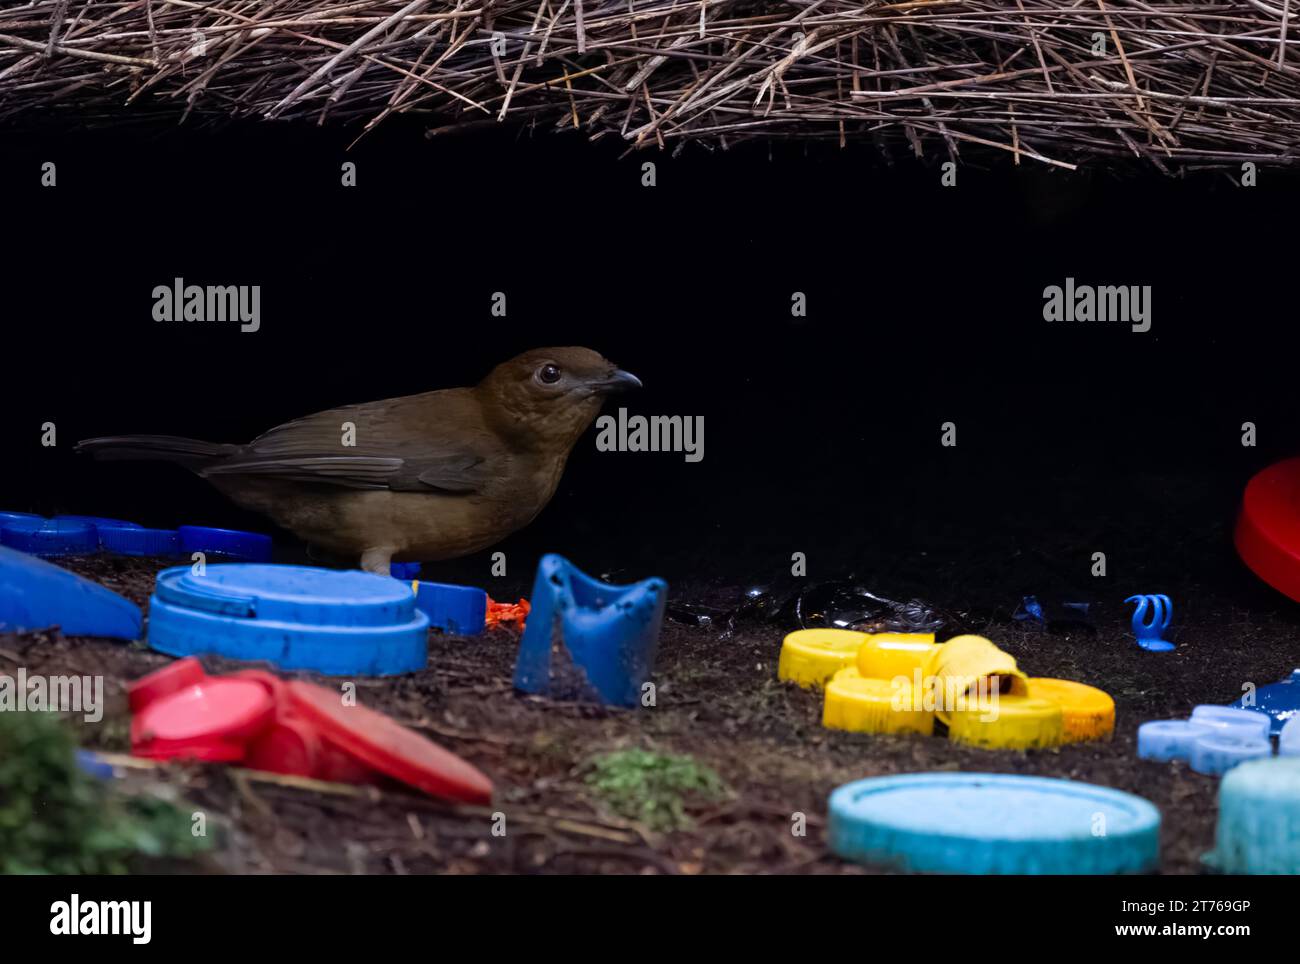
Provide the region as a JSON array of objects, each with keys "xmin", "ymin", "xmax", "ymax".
[
  {"xmin": 0, "ymin": 511, "xmax": 43, "ymax": 526},
  {"xmin": 828, "ymin": 772, "xmax": 1161, "ymax": 874},
  {"xmin": 75, "ymin": 750, "xmax": 117, "ymax": 780},
  {"xmin": 1012, "ymin": 596, "xmax": 1045, "ymax": 622},
  {"xmin": 147, "ymin": 563, "xmax": 428, "ymax": 675},
  {"xmin": 1190, "ymin": 731, "xmax": 1273, "ymax": 776},
  {"xmin": 1126, "ymin": 593, "xmax": 1174, "ymax": 651},
  {"xmin": 1231, "ymin": 669, "xmax": 1300, "ymax": 736},
  {"xmin": 97, "ymin": 525, "xmax": 182, "ymax": 557},
  {"xmin": 513, "ymin": 554, "xmax": 667, "ymax": 708},
  {"xmin": 178, "ymin": 525, "xmax": 272, "ymax": 562},
  {"xmin": 390, "ymin": 562, "xmax": 422, "ymax": 580},
  {"xmin": 0, "ymin": 546, "xmax": 142, "ymax": 640},
  {"xmin": 414, "ymin": 581, "xmax": 487, "ymax": 635},
  {"xmin": 1, "ymin": 519, "xmax": 99, "ymax": 557}
]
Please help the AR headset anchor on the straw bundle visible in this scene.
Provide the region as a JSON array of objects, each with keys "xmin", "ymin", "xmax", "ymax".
[{"xmin": 2, "ymin": 0, "xmax": 1298, "ymax": 170}]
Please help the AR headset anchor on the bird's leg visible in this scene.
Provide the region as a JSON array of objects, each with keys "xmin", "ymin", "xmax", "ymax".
[{"xmin": 359, "ymin": 546, "xmax": 395, "ymax": 575}]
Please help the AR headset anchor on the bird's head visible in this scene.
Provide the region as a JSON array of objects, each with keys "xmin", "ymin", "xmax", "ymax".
[{"xmin": 478, "ymin": 347, "xmax": 641, "ymax": 451}]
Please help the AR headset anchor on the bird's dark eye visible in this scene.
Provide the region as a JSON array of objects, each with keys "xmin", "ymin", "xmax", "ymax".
[{"xmin": 537, "ymin": 364, "xmax": 562, "ymax": 384}]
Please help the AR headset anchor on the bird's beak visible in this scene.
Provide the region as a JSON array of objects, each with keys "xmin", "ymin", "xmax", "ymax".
[{"xmin": 594, "ymin": 369, "xmax": 642, "ymax": 393}]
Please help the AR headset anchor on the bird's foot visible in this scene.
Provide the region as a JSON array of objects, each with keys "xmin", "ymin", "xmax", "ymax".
[{"xmin": 360, "ymin": 547, "xmax": 396, "ymax": 576}]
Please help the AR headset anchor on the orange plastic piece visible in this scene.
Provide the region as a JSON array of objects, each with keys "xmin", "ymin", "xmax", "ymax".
[{"xmin": 486, "ymin": 596, "xmax": 530, "ymax": 630}]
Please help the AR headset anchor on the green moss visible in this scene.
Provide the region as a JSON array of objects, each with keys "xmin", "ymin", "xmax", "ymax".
[
  {"xmin": 0, "ymin": 710, "xmax": 209, "ymax": 874},
  {"xmin": 585, "ymin": 748, "xmax": 728, "ymax": 831}
]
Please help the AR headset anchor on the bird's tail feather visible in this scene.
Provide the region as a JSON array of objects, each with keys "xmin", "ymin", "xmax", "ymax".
[{"xmin": 75, "ymin": 435, "xmax": 239, "ymax": 469}]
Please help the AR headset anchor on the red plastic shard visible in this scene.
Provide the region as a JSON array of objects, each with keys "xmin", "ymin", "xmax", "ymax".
[{"xmin": 285, "ymin": 680, "xmax": 494, "ymax": 804}]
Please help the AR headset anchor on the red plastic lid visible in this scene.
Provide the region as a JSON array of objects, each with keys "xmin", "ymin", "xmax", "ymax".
[
  {"xmin": 1236, "ymin": 458, "xmax": 1300, "ymax": 603},
  {"xmin": 132, "ymin": 679, "xmax": 275, "ymax": 763},
  {"xmin": 285, "ymin": 681, "xmax": 493, "ymax": 804}
]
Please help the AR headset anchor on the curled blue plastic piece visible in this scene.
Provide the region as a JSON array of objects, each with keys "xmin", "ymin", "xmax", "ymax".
[
  {"xmin": 1, "ymin": 519, "xmax": 99, "ymax": 557},
  {"xmin": 1190, "ymin": 732, "xmax": 1272, "ymax": 776},
  {"xmin": 0, "ymin": 546, "xmax": 142, "ymax": 640},
  {"xmin": 414, "ymin": 581, "xmax": 487, "ymax": 635},
  {"xmin": 513, "ymin": 554, "xmax": 667, "ymax": 708},
  {"xmin": 1231, "ymin": 669, "xmax": 1300, "ymax": 736},
  {"xmin": 1126, "ymin": 593, "xmax": 1174, "ymax": 651},
  {"xmin": 178, "ymin": 525, "xmax": 272, "ymax": 562},
  {"xmin": 98, "ymin": 525, "xmax": 182, "ymax": 557}
]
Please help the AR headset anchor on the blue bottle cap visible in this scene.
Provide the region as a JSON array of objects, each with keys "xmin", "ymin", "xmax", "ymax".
[
  {"xmin": 391, "ymin": 562, "xmax": 422, "ymax": 580},
  {"xmin": 54, "ymin": 515, "xmax": 142, "ymax": 531},
  {"xmin": 0, "ymin": 518, "xmax": 99, "ymax": 556},
  {"xmin": 1190, "ymin": 732, "xmax": 1273, "ymax": 776},
  {"xmin": 0, "ymin": 511, "xmax": 43, "ymax": 526},
  {"xmin": 829, "ymin": 772, "xmax": 1161, "ymax": 874},
  {"xmin": 413, "ymin": 581, "xmax": 487, "ymax": 634},
  {"xmin": 148, "ymin": 563, "xmax": 428, "ymax": 676},
  {"xmin": 178, "ymin": 525, "xmax": 272, "ymax": 562},
  {"xmin": 1190, "ymin": 704, "xmax": 1272, "ymax": 741},
  {"xmin": 0, "ymin": 545, "xmax": 141, "ymax": 639},
  {"xmin": 98, "ymin": 525, "xmax": 182, "ymax": 557},
  {"xmin": 1137, "ymin": 719, "xmax": 1212, "ymax": 763}
]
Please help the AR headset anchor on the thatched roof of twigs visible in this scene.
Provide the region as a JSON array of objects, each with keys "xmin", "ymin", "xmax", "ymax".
[{"xmin": 1, "ymin": 0, "xmax": 1298, "ymax": 171}]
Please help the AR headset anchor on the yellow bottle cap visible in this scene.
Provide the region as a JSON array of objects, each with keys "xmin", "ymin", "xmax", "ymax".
[
  {"xmin": 778, "ymin": 629, "xmax": 867, "ymax": 688},
  {"xmin": 1028, "ymin": 677, "xmax": 1116, "ymax": 743},
  {"xmin": 823, "ymin": 668, "xmax": 934, "ymax": 736},
  {"xmin": 947, "ymin": 694, "xmax": 1064, "ymax": 750},
  {"xmin": 922, "ymin": 634, "xmax": 1028, "ymax": 725},
  {"xmin": 856, "ymin": 633, "xmax": 941, "ymax": 680}
]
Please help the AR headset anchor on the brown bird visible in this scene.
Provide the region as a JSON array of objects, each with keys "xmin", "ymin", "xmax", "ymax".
[{"xmin": 76, "ymin": 347, "xmax": 640, "ymax": 573}]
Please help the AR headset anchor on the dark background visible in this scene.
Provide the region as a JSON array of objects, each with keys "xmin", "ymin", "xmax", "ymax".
[{"xmin": 1, "ymin": 118, "xmax": 1296, "ymax": 602}]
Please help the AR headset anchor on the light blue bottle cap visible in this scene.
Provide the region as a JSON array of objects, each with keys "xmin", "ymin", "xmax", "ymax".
[
  {"xmin": 1207, "ymin": 757, "xmax": 1300, "ymax": 873},
  {"xmin": 1191, "ymin": 704, "xmax": 1272, "ymax": 741},
  {"xmin": 828, "ymin": 772, "xmax": 1160, "ymax": 874},
  {"xmin": 1137, "ymin": 719, "xmax": 1211, "ymax": 762},
  {"xmin": 148, "ymin": 564, "xmax": 428, "ymax": 676},
  {"xmin": 1281, "ymin": 717, "xmax": 1300, "ymax": 757},
  {"xmin": 1190, "ymin": 731, "xmax": 1273, "ymax": 776}
]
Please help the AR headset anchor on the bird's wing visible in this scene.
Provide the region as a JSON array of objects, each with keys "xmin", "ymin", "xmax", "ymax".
[{"xmin": 200, "ymin": 391, "xmax": 496, "ymax": 494}]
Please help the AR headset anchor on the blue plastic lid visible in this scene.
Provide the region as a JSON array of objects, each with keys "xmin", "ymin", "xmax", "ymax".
[
  {"xmin": 178, "ymin": 526, "xmax": 272, "ymax": 562},
  {"xmin": 148, "ymin": 564, "xmax": 428, "ymax": 676},
  {"xmin": 829, "ymin": 772, "xmax": 1161, "ymax": 874},
  {"xmin": 98, "ymin": 525, "xmax": 182, "ymax": 557},
  {"xmin": 414, "ymin": 581, "xmax": 487, "ymax": 635},
  {"xmin": 391, "ymin": 562, "xmax": 422, "ymax": 580},
  {"xmin": 0, "ymin": 545, "xmax": 141, "ymax": 640},
  {"xmin": 0, "ymin": 518, "xmax": 99, "ymax": 556},
  {"xmin": 1190, "ymin": 731, "xmax": 1273, "ymax": 776}
]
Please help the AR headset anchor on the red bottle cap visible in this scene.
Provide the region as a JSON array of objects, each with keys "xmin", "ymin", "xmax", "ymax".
[
  {"xmin": 1236, "ymin": 457, "xmax": 1300, "ymax": 603},
  {"xmin": 285, "ymin": 680, "xmax": 493, "ymax": 804},
  {"xmin": 132, "ymin": 678, "xmax": 275, "ymax": 763},
  {"xmin": 128, "ymin": 656, "xmax": 207, "ymax": 713}
]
